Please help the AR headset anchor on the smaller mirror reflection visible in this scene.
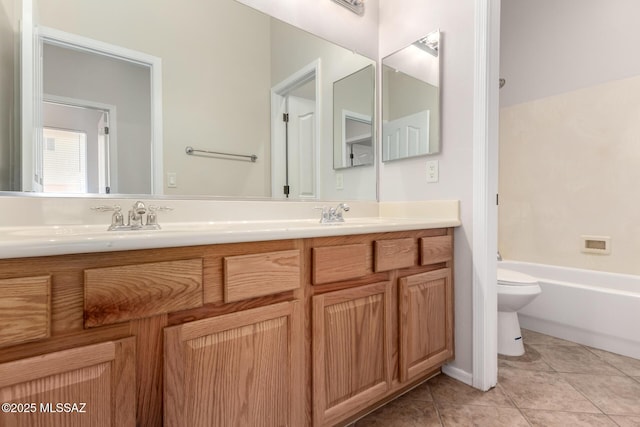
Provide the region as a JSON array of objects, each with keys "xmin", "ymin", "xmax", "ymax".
[
  {"xmin": 333, "ymin": 65, "xmax": 375, "ymax": 169},
  {"xmin": 382, "ymin": 30, "xmax": 441, "ymax": 162}
]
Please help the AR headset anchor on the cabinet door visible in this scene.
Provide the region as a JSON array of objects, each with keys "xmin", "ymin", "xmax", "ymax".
[
  {"xmin": 0, "ymin": 337, "xmax": 136, "ymax": 427},
  {"xmin": 313, "ymin": 282, "xmax": 392, "ymax": 427},
  {"xmin": 164, "ymin": 301, "xmax": 303, "ymax": 427},
  {"xmin": 399, "ymin": 268, "xmax": 453, "ymax": 382}
]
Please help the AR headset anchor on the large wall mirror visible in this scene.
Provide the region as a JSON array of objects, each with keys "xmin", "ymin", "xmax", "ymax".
[
  {"xmin": 0, "ymin": 0, "xmax": 377, "ymax": 200},
  {"xmin": 333, "ymin": 64, "xmax": 375, "ymax": 169},
  {"xmin": 382, "ymin": 30, "xmax": 441, "ymax": 162}
]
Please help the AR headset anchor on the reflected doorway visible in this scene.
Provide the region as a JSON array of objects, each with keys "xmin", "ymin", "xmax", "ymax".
[
  {"xmin": 21, "ymin": 24, "xmax": 163, "ymax": 194},
  {"xmin": 271, "ymin": 60, "xmax": 320, "ymax": 200},
  {"xmin": 42, "ymin": 99, "xmax": 114, "ymax": 193}
]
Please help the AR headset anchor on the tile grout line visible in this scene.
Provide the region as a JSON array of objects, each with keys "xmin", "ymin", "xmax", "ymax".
[
  {"xmin": 494, "ymin": 382, "xmax": 534, "ymax": 426},
  {"xmin": 427, "ymin": 382, "xmax": 446, "ymax": 426},
  {"xmin": 578, "ymin": 343, "xmax": 632, "ymax": 378}
]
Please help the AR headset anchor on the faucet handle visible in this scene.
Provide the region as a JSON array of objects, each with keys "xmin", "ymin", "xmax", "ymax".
[
  {"xmin": 147, "ymin": 205, "xmax": 173, "ymax": 227},
  {"xmin": 314, "ymin": 206, "xmax": 329, "ymax": 223},
  {"xmin": 91, "ymin": 205, "xmax": 124, "ymax": 229},
  {"xmin": 148, "ymin": 205, "xmax": 173, "ymax": 213},
  {"xmin": 91, "ymin": 204, "xmax": 121, "ymax": 213}
]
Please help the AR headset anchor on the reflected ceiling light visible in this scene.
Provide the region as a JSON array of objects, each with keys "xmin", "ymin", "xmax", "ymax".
[
  {"xmin": 414, "ymin": 32, "xmax": 439, "ymax": 57},
  {"xmin": 332, "ymin": 0, "xmax": 365, "ymax": 16}
]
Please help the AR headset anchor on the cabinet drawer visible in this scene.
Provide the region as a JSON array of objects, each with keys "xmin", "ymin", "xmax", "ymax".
[
  {"xmin": 84, "ymin": 258, "xmax": 203, "ymax": 328},
  {"xmin": 0, "ymin": 276, "xmax": 51, "ymax": 348},
  {"xmin": 420, "ymin": 235, "xmax": 453, "ymax": 265},
  {"xmin": 223, "ymin": 250, "xmax": 301, "ymax": 302},
  {"xmin": 374, "ymin": 238, "xmax": 417, "ymax": 272},
  {"xmin": 312, "ymin": 244, "xmax": 368, "ymax": 285}
]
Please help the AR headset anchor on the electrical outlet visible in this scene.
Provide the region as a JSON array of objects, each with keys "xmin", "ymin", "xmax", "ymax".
[
  {"xmin": 336, "ymin": 172, "xmax": 344, "ymax": 190},
  {"xmin": 426, "ymin": 160, "xmax": 439, "ymax": 183},
  {"xmin": 167, "ymin": 172, "xmax": 177, "ymax": 188}
]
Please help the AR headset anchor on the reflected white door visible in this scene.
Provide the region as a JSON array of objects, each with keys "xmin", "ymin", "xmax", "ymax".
[
  {"xmin": 287, "ymin": 96, "xmax": 316, "ymax": 199},
  {"xmin": 382, "ymin": 110, "xmax": 430, "ymax": 161}
]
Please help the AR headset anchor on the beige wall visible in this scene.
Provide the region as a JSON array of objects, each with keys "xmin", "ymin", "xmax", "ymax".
[{"xmin": 499, "ymin": 76, "xmax": 640, "ymax": 275}]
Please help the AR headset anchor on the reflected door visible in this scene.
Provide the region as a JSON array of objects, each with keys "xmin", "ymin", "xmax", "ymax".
[
  {"xmin": 41, "ymin": 101, "xmax": 113, "ymax": 194},
  {"xmin": 287, "ymin": 96, "xmax": 316, "ymax": 199}
]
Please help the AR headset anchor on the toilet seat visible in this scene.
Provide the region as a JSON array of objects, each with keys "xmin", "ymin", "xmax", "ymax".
[{"xmin": 498, "ymin": 268, "xmax": 538, "ymax": 286}]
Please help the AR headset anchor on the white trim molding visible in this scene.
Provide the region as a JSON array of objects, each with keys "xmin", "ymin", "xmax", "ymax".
[{"xmin": 472, "ymin": 0, "xmax": 501, "ymax": 391}]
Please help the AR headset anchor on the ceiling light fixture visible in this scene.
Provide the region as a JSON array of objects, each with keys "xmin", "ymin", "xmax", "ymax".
[
  {"xmin": 414, "ymin": 31, "xmax": 440, "ymax": 57},
  {"xmin": 332, "ymin": 0, "xmax": 365, "ymax": 16}
]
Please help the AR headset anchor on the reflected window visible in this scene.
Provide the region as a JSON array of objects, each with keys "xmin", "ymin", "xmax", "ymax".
[{"xmin": 42, "ymin": 128, "xmax": 87, "ymax": 193}]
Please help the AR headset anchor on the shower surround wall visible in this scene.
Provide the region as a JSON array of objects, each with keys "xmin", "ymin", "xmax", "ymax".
[
  {"xmin": 499, "ymin": 0, "xmax": 640, "ymax": 276},
  {"xmin": 499, "ymin": 75, "xmax": 640, "ymax": 275}
]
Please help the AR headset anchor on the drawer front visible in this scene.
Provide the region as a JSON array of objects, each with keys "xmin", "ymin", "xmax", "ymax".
[
  {"xmin": 420, "ymin": 235, "xmax": 453, "ymax": 265},
  {"xmin": 312, "ymin": 244, "xmax": 368, "ymax": 285},
  {"xmin": 223, "ymin": 250, "xmax": 301, "ymax": 302},
  {"xmin": 0, "ymin": 276, "xmax": 51, "ymax": 348},
  {"xmin": 374, "ymin": 238, "xmax": 417, "ymax": 272},
  {"xmin": 84, "ymin": 258, "xmax": 203, "ymax": 328}
]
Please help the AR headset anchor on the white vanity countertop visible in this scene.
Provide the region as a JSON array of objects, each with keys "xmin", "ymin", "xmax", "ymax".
[
  {"xmin": 0, "ymin": 197, "xmax": 460, "ymax": 259},
  {"xmin": 0, "ymin": 216, "xmax": 460, "ymax": 259}
]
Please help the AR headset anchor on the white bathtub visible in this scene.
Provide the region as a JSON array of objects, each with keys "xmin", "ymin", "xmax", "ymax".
[{"xmin": 499, "ymin": 260, "xmax": 640, "ymax": 360}]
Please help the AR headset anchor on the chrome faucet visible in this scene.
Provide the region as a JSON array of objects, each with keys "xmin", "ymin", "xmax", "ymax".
[
  {"xmin": 128, "ymin": 201, "xmax": 147, "ymax": 227},
  {"xmin": 92, "ymin": 201, "xmax": 172, "ymax": 231},
  {"xmin": 316, "ymin": 203, "xmax": 350, "ymax": 224}
]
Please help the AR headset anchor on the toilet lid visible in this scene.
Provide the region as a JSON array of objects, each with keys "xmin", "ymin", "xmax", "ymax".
[{"xmin": 497, "ymin": 268, "xmax": 538, "ymax": 286}]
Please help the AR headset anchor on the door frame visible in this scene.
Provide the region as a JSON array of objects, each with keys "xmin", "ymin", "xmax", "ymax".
[
  {"xmin": 43, "ymin": 94, "xmax": 118, "ymax": 193},
  {"xmin": 341, "ymin": 109, "xmax": 372, "ymax": 167},
  {"xmin": 20, "ymin": 3, "xmax": 163, "ymax": 194},
  {"xmin": 470, "ymin": 0, "xmax": 501, "ymax": 391},
  {"xmin": 270, "ymin": 59, "xmax": 321, "ymax": 199}
]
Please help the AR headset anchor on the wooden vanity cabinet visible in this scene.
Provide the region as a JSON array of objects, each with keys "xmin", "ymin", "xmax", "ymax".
[
  {"xmin": 312, "ymin": 282, "xmax": 393, "ymax": 427},
  {"xmin": 398, "ymin": 268, "xmax": 454, "ymax": 382},
  {"xmin": 0, "ymin": 337, "xmax": 136, "ymax": 427},
  {"xmin": 164, "ymin": 301, "xmax": 304, "ymax": 427},
  {"xmin": 0, "ymin": 228, "xmax": 453, "ymax": 427},
  {"xmin": 309, "ymin": 228, "xmax": 454, "ymax": 426}
]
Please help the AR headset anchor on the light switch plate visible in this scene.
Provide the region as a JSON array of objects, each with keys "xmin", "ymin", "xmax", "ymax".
[
  {"xmin": 426, "ymin": 160, "xmax": 439, "ymax": 183},
  {"xmin": 336, "ymin": 172, "xmax": 344, "ymax": 190},
  {"xmin": 167, "ymin": 172, "xmax": 177, "ymax": 188}
]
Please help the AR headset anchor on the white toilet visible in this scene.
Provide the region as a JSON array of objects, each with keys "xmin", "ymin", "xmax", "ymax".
[{"xmin": 497, "ymin": 268, "xmax": 541, "ymax": 356}]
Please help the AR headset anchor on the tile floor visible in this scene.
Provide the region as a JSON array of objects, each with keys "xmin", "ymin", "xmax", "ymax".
[{"xmin": 354, "ymin": 329, "xmax": 640, "ymax": 426}]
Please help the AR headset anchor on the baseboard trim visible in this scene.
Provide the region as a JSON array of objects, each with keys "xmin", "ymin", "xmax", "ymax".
[{"xmin": 442, "ymin": 364, "xmax": 473, "ymax": 386}]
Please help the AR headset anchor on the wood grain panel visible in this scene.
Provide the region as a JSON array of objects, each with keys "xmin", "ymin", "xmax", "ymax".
[
  {"xmin": 224, "ymin": 249, "xmax": 300, "ymax": 302},
  {"xmin": 313, "ymin": 282, "xmax": 392, "ymax": 426},
  {"xmin": 129, "ymin": 315, "xmax": 167, "ymax": 427},
  {"xmin": 0, "ymin": 337, "xmax": 135, "ymax": 426},
  {"xmin": 399, "ymin": 269, "xmax": 453, "ymax": 382},
  {"xmin": 420, "ymin": 234, "xmax": 453, "ymax": 265},
  {"xmin": 164, "ymin": 301, "xmax": 303, "ymax": 427},
  {"xmin": 84, "ymin": 258, "xmax": 203, "ymax": 327},
  {"xmin": 312, "ymin": 244, "xmax": 368, "ymax": 284},
  {"xmin": 0, "ymin": 276, "xmax": 51, "ymax": 348},
  {"xmin": 374, "ymin": 238, "xmax": 417, "ymax": 272}
]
